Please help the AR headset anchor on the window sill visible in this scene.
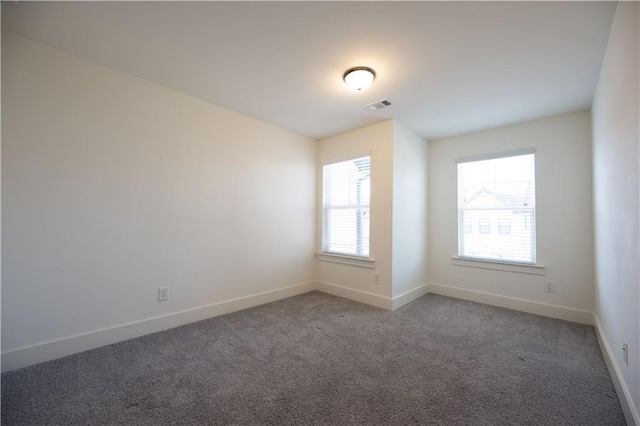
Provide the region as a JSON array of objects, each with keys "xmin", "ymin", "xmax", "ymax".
[
  {"xmin": 316, "ymin": 252, "xmax": 375, "ymax": 269},
  {"xmin": 451, "ymin": 256, "xmax": 545, "ymax": 275}
]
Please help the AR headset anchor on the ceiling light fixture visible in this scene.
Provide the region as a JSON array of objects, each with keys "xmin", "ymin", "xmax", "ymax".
[{"xmin": 343, "ymin": 67, "xmax": 376, "ymax": 91}]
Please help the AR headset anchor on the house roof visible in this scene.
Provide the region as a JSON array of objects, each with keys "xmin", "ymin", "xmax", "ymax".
[{"xmin": 462, "ymin": 187, "xmax": 534, "ymax": 209}]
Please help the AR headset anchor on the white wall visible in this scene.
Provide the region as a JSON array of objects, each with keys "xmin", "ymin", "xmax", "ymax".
[
  {"xmin": 316, "ymin": 120, "xmax": 428, "ymax": 309},
  {"xmin": 2, "ymin": 32, "xmax": 316, "ymax": 370},
  {"xmin": 392, "ymin": 121, "xmax": 428, "ymax": 301},
  {"xmin": 591, "ymin": 1, "xmax": 640, "ymax": 423},
  {"xmin": 428, "ymin": 111, "xmax": 594, "ymax": 323},
  {"xmin": 316, "ymin": 120, "xmax": 394, "ymax": 307}
]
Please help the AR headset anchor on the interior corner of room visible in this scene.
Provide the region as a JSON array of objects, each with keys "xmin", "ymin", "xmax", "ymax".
[{"xmin": 1, "ymin": 1, "xmax": 638, "ymax": 424}]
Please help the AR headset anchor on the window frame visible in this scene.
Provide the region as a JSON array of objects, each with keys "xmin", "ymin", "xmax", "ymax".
[
  {"xmin": 456, "ymin": 148, "xmax": 537, "ymax": 266},
  {"xmin": 320, "ymin": 154, "xmax": 372, "ymax": 259}
]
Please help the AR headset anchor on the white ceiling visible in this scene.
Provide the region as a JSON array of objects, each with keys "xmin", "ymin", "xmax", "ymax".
[{"xmin": 2, "ymin": 1, "xmax": 617, "ymax": 140}]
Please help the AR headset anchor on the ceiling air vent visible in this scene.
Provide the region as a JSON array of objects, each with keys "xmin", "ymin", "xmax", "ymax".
[{"xmin": 364, "ymin": 99, "xmax": 392, "ymax": 111}]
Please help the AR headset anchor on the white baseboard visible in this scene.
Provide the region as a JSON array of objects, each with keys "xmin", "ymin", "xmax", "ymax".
[
  {"xmin": 392, "ymin": 284, "xmax": 429, "ymax": 310},
  {"xmin": 317, "ymin": 282, "xmax": 428, "ymax": 311},
  {"xmin": 317, "ymin": 281, "xmax": 393, "ymax": 310},
  {"xmin": 428, "ymin": 282, "xmax": 594, "ymax": 325},
  {"xmin": 593, "ymin": 316, "xmax": 640, "ymax": 426},
  {"xmin": 1, "ymin": 281, "xmax": 316, "ymax": 372}
]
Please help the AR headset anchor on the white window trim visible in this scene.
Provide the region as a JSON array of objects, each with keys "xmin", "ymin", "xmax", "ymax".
[
  {"xmin": 320, "ymin": 152, "xmax": 372, "ymax": 259},
  {"xmin": 321, "ymin": 152, "xmax": 372, "ymax": 166},
  {"xmin": 451, "ymin": 256, "xmax": 545, "ymax": 276},
  {"xmin": 456, "ymin": 147, "xmax": 536, "ymax": 164},
  {"xmin": 316, "ymin": 252, "xmax": 375, "ymax": 269}
]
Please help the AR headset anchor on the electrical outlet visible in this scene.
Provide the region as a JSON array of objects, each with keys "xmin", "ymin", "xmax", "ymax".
[
  {"xmin": 623, "ymin": 341, "xmax": 629, "ymax": 366},
  {"xmin": 545, "ymin": 281, "xmax": 555, "ymax": 293},
  {"xmin": 373, "ymin": 273, "xmax": 381, "ymax": 285},
  {"xmin": 158, "ymin": 286, "xmax": 169, "ymax": 301}
]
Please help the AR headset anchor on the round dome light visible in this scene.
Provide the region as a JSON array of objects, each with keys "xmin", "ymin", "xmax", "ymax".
[{"xmin": 343, "ymin": 67, "xmax": 376, "ymax": 91}]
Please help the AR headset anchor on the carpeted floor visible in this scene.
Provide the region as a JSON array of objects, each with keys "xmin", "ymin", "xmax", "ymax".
[{"xmin": 2, "ymin": 292, "xmax": 625, "ymax": 425}]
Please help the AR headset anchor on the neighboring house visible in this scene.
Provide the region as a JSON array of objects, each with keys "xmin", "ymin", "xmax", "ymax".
[{"xmin": 459, "ymin": 187, "xmax": 535, "ymax": 262}]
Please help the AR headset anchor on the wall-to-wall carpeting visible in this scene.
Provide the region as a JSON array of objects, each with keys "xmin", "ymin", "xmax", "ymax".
[{"xmin": 1, "ymin": 292, "xmax": 624, "ymax": 425}]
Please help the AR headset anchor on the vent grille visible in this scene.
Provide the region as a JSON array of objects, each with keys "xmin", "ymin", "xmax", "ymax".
[{"xmin": 364, "ymin": 99, "xmax": 392, "ymax": 111}]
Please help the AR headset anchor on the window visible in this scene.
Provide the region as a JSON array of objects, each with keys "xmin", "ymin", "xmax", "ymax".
[
  {"xmin": 457, "ymin": 149, "xmax": 536, "ymax": 264},
  {"xmin": 322, "ymin": 155, "xmax": 371, "ymax": 257},
  {"xmin": 464, "ymin": 219, "xmax": 472, "ymax": 234},
  {"xmin": 479, "ymin": 218, "xmax": 491, "ymax": 234},
  {"xmin": 498, "ymin": 218, "xmax": 511, "ymax": 235}
]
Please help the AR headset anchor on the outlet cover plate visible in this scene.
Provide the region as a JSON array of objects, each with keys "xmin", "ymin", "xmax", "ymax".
[{"xmin": 158, "ymin": 287, "xmax": 169, "ymax": 301}]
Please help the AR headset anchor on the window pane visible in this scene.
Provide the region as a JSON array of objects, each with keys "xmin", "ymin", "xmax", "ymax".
[{"xmin": 458, "ymin": 152, "xmax": 535, "ymax": 263}]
